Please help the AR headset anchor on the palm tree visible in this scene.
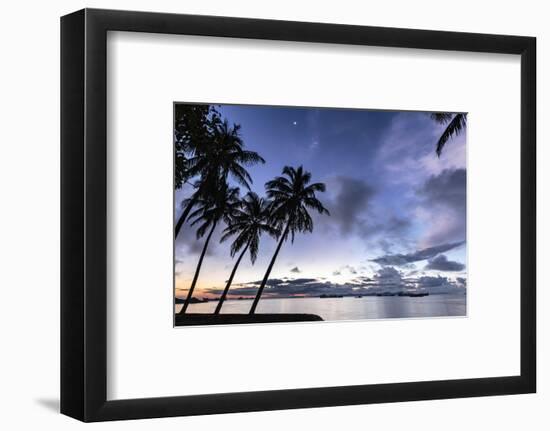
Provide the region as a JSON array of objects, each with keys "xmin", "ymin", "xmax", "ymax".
[
  {"xmin": 249, "ymin": 166, "xmax": 329, "ymax": 314},
  {"xmin": 214, "ymin": 193, "xmax": 279, "ymax": 314},
  {"xmin": 174, "ymin": 104, "xmax": 219, "ymax": 190},
  {"xmin": 175, "ymin": 119, "xmax": 265, "ymax": 238},
  {"xmin": 430, "ymin": 113, "xmax": 467, "ymax": 157},
  {"xmin": 179, "ymin": 185, "xmax": 241, "ymax": 315}
]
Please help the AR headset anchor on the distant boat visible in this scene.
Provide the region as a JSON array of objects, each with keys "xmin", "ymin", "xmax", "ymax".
[
  {"xmin": 319, "ymin": 294, "xmax": 344, "ymax": 298},
  {"xmin": 398, "ymin": 291, "xmax": 429, "ymax": 297},
  {"xmin": 408, "ymin": 292, "xmax": 429, "ymax": 297}
]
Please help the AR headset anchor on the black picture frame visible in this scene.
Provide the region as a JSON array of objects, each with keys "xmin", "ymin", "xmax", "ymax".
[{"xmin": 61, "ymin": 8, "xmax": 536, "ymax": 422}]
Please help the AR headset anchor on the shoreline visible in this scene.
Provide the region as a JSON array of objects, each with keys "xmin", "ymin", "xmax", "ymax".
[{"xmin": 175, "ymin": 313, "xmax": 324, "ymax": 326}]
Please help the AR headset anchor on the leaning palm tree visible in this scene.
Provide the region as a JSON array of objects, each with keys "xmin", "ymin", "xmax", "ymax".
[
  {"xmin": 179, "ymin": 184, "xmax": 241, "ymax": 315},
  {"xmin": 249, "ymin": 166, "xmax": 329, "ymax": 314},
  {"xmin": 175, "ymin": 119, "xmax": 265, "ymax": 238},
  {"xmin": 430, "ymin": 113, "xmax": 467, "ymax": 157},
  {"xmin": 214, "ymin": 193, "xmax": 279, "ymax": 314}
]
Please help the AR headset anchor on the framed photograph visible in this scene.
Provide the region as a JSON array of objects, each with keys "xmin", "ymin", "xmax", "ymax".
[
  {"xmin": 172, "ymin": 102, "xmax": 469, "ymax": 327},
  {"xmin": 61, "ymin": 8, "xmax": 536, "ymax": 422}
]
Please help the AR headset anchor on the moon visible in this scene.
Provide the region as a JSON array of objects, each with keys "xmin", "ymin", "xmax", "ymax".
[{"xmin": 293, "ymin": 121, "xmax": 297, "ymax": 126}]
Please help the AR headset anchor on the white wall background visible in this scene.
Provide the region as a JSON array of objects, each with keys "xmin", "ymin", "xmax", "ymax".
[{"xmin": 0, "ymin": 0, "xmax": 547, "ymax": 429}]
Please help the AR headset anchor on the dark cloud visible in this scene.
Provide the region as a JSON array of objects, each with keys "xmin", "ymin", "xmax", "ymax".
[
  {"xmin": 425, "ymin": 254, "xmax": 465, "ymax": 272},
  {"xmin": 417, "ymin": 168, "xmax": 466, "ymax": 245},
  {"xmin": 419, "ymin": 168, "xmax": 466, "ymax": 210},
  {"xmin": 327, "ymin": 176, "xmax": 375, "ymax": 235},
  {"xmin": 367, "ymin": 266, "xmax": 408, "ymax": 291},
  {"xmin": 205, "ymin": 277, "xmax": 361, "ymax": 297},
  {"xmin": 205, "ymin": 268, "xmax": 466, "ymax": 298},
  {"xmin": 352, "ymin": 276, "xmax": 372, "ymax": 284},
  {"xmin": 332, "ymin": 265, "xmax": 358, "ymax": 276},
  {"xmin": 364, "ymin": 268, "xmax": 465, "ymax": 294},
  {"xmin": 385, "ymin": 216, "xmax": 411, "ymax": 235},
  {"xmin": 415, "ymin": 275, "xmax": 463, "ymax": 294},
  {"xmin": 371, "ymin": 241, "xmax": 465, "ymax": 266},
  {"xmin": 322, "ymin": 176, "xmax": 413, "ymax": 245},
  {"xmin": 290, "ymin": 266, "xmax": 301, "ymax": 273}
]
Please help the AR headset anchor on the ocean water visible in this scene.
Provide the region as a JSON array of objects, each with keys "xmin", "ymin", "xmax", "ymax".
[{"xmin": 175, "ymin": 293, "xmax": 467, "ymax": 321}]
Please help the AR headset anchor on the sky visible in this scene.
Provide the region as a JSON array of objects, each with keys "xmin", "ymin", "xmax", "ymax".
[{"xmin": 175, "ymin": 104, "xmax": 467, "ymax": 299}]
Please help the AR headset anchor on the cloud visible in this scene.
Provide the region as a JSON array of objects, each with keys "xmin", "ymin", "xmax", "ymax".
[
  {"xmin": 375, "ymin": 113, "xmax": 466, "ymax": 186},
  {"xmin": 205, "ymin": 277, "xmax": 360, "ymax": 298},
  {"xmin": 365, "ymin": 268, "xmax": 465, "ymax": 294},
  {"xmin": 318, "ymin": 176, "xmax": 411, "ymax": 247},
  {"xmin": 456, "ymin": 277, "xmax": 467, "ymax": 287},
  {"xmin": 290, "ymin": 266, "xmax": 301, "ymax": 273},
  {"xmin": 419, "ymin": 168, "xmax": 466, "ymax": 211},
  {"xmin": 384, "ymin": 216, "xmax": 411, "ymax": 235},
  {"xmin": 416, "ymin": 168, "xmax": 466, "ymax": 246},
  {"xmin": 360, "ymin": 267, "xmax": 465, "ymax": 294},
  {"xmin": 371, "ymin": 240, "xmax": 464, "ymax": 266},
  {"xmin": 425, "ymin": 254, "xmax": 465, "ymax": 272},
  {"xmin": 176, "ymin": 231, "xmax": 219, "ymax": 257},
  {"xmin": 370, "ymin": 266, "xmax": 408, "ymax": 290},
  {"xmin": 326, "ymin": 176, "xmax": 375, "ymax": 235},
  {"xmin": 204, "ymin": 267, "xmax": 466, "ymax": 298},
  {"xmin": 332, "ymin": 265, "xmax": 358, "ymax": 276},
  {"xmin": 415, "ymin": 275, "xmax": 463, "ymax": 294}
]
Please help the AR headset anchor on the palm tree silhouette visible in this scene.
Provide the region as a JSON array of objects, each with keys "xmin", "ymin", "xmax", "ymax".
[
  {"xmin": 175, "ymin": 119, "xmax": 265, "ymax": 238},
  {"xmin": 431, "ymin": 113, "xmax": 467, "ymax": 157},
  {"xmin": 249, "ymin": 166, "xmax": 329, "ymax": 314},
  {"xmin": 174, "ymin": 104, "xmax": 218, "ymax": 190},
  {"xmin": 179, "ymin": 184, "xmax": 241, "ymax": 315},
  {"xmin": 214, "ymin": 193, "xmax": 279, "ymax": 314}
]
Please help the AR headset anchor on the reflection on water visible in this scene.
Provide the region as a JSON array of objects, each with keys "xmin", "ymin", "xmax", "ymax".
[{"xmin": 175, "ymin": 294, "xmax": 466, "ymax": 321}]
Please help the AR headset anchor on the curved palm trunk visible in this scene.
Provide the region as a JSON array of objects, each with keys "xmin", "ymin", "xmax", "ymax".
[
  {"xmin": 249, "ymin": 223, "xmax": 290, "ymax": 314},
  {"xmin": 174, "ymin": 194, "xmax": 198, "ymax": 239},
  {"xmin": 179, "ymin": 221, "xmax": 217, "ymax": 315},
  {"xmin": 214, "ymin": 242, "xmax": 250, "ymax": 314}
]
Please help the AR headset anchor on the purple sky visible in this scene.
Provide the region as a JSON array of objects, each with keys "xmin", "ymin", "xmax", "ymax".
[{"xmin": 175, "ymin": 104, "xmax": 467, "ymax": 299}]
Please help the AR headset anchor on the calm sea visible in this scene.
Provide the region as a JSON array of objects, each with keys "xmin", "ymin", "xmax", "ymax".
[{"xmin": 175, "ymin": 293, "xmax": 467, "ymax": 321}]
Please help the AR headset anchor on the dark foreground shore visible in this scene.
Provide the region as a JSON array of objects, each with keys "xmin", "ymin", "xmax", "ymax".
[{"xmin": 175, "ymin": 313, "xmax": 323, "ymax": 326}]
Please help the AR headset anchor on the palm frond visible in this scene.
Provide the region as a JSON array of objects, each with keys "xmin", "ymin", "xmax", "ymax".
[
  {"xmin": 436, "ymin": 113, "xmax": 467, "ymax": 157},
  {"xmin": 430, "ymin": 112, "xmax": 454, "ymax": 124},
  {"xmin": 304, "ymin": 197, "xmax": 330, "ymax": 215},
  {"xmin": 305, "ymin": 182, "xmax": 326, "ymax": 193},
  {"xmin": 249, "ymin": 235, "xmax": 259, "ymax": 264},
  {"xmin": 229, "ymin": 164, "xmax": 253, "ymax": 189},
  {"xmin": 229, "ymin": 230, "xmax": 250, "ymax": 257},
  {"xmin": 236, "ymin": 150, "xmax": 266, "ymax": 166}
]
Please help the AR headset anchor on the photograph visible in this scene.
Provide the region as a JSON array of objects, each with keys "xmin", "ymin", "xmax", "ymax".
[{"xmin": 174, "ymin": 103, "xmax": 467, "ymax": 326}]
